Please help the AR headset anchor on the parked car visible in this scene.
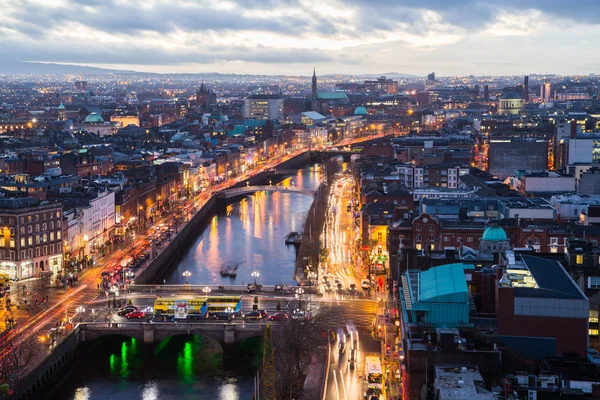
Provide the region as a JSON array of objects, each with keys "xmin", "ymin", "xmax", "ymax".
[
  {"xmin": 244, "ymin": 311, "xmax": 262, "ymax": 320},
  {"xmin": 349, "ymin": 283, "xmax": 357, "ymax": 291},
  {"xmin": 364, "ymin": 387, "xmax": 382, "ymax": 399},
  {"xmin": 268, "ymin": 312, "xmax": 288, "ymax": 321},
  {"xmin": 125, "ymin": 310, "xmax": 145, "ymax": 319},
  {"xmin": 361, "ymin": 279, "xmax": 371, "ymax": 290},
  {"xmin": 257, "ymin": 309, "xmax": 267, "ymax": 318},
  {"xmin": 117, "ymin": 305, "xmax": 138, "ymax": 316}
]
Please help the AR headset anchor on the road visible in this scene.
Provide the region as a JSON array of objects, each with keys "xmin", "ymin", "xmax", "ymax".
[{"xmin": 322, "ymin": 173, "xmax": 381, "ymax": 400}]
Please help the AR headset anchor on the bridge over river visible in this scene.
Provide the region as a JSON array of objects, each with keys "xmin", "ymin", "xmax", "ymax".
[{"xmin": 218, "ymin": 184, "xmax": 316, "ymax": 199}]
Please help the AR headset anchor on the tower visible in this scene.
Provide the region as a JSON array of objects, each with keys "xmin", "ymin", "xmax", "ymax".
[
  {"xmin": 311, "ymin": 68, "xmax": 317, "ymax": 99},
  {"xmin": 483, "ymin": 85, "xmax": 489, "ymax": 101},
  {"xmin": 523, "ymin": 76, "xmax": 529, "ymax": 103}
]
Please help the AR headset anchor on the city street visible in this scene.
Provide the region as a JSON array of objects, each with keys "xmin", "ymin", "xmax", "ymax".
[{"xmin": 322, "ymin": 173, "xmax": 382, "ymax": 400}]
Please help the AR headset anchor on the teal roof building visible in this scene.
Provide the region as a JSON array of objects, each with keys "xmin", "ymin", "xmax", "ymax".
[
  {"xmin": 401, "ymin": 263, "xmax": 472, "ymax": 328},
  {"xmin": 354, "ymin": 106, "xmax": 368, "ymax": 116},
  {"xmin": 84, "ymin": 112, "xmax": 104, "ymax": 123},
  {"xmin": 481, "ymin": 224, "xmax": 508, "ymax": 241}
]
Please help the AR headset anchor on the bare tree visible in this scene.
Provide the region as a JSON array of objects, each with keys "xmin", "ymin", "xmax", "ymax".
[{"xmin": 0, "ymin": 330, "xmax": 41, "ymax": 384}]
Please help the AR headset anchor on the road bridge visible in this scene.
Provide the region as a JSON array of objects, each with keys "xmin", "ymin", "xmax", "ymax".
[
  {"xmin": 79, "ymin": 321, "xmax": 273, "ymax": 346},
  {"xmin": 219, "ymin": 184, "xmax": 316, "ymax": 199}
]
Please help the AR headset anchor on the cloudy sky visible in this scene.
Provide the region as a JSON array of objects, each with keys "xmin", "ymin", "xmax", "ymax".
[{"xmin": 1, "ymin": 0, "xmax": 598, "ymax": 76}]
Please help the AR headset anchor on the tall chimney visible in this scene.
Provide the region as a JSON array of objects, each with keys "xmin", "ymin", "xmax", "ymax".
[{"xmin": 523, "ymin": 76, "xmax": 529, "ymax": 103}]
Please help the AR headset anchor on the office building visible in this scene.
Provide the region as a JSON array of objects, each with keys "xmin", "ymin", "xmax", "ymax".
[
  {"xmin": 488, "ymin": 139, "xmax": 548, "ymax": 179},
  {"xmin": 243, "ymin": 94, "xmax": 283, "ymax": 121}
]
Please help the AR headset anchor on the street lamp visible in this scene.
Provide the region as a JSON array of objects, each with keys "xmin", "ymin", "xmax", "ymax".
[
  {"xmin": 251, "ymin": 270, "xmax": 260, "ymax": 285},
  {"xmin": 202, "ymin": 286, "xmax": 211, "ymax": 295},
  {"xmin": 182, "ymin": 270, "xmax": 191, "ymax": 285},
  {"xmin": 76, "ymin": 306, "xmax": 85, "ymax": 323}
]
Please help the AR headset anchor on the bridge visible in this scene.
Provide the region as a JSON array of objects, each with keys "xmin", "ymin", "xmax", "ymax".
[
  {"xmin": 79, "ymin": 321, "xmax": 274, "ymax": 346},
  {"xmin": 219, "ymin": 184, "xmax": 316, "ymax": 199}
]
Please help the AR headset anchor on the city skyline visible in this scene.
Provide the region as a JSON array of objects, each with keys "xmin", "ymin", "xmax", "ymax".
[{"xmin": 2, "ymin": 0, "xmax": 600, "ymax": 76}]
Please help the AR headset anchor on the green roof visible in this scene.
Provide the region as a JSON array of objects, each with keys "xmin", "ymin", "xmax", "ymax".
[
  {"xmin": 482, "ymin": 224, "xmax": 507, "ymax": 241},
  {"xmin": 316, "ymin": 92, "xmax": 348, "ymax": 100},
  {"xmin": 84, "ymin": 112, "xmax": 104, "ymax": 123},
  {"xmin": 418, "ymin": 264, "xmax": 469, "ymax": 303},
  {"xmin": 354, "ymin": 106, "xmax": 368, "ymax": 115}
]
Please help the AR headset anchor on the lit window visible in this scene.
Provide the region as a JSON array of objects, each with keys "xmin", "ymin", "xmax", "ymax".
[
  {"xmin": 576, "ymin": 254, "xmax": 584, "ymax": 265},
  {"xmin": 416, "ymin": 243, "xmax": 422, "ymax": 250},
  {"xmin": 589, "ymin": 329, "xmax": 599, "ymax": 336}
]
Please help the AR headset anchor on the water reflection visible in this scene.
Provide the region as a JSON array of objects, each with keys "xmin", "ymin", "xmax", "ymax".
[{"xmin": 167, "ymin": 167, "xmax": 322, "ymax": 285}]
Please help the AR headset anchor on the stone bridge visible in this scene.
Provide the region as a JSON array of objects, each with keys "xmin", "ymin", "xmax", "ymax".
[
  {"xmin": 219, "ymin": 184, "xmax": 316, "ymax": 199},
  {"xmin": 79, "ymin": 321, "xmax": 274, "ymax": 346}
]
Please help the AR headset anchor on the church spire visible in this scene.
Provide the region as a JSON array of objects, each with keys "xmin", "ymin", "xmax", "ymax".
[{"xmin": 311, "ymin": 67, "xmax": 317, "ymax": 99}]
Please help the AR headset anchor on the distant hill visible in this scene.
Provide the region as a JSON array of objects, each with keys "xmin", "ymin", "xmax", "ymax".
[{"xmin": 0, "ymin": 61, "xmax": 133, "ymax": 75}]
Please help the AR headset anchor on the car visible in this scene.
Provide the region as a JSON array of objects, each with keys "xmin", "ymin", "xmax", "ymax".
[
  {"xmin": 337, "ymin": 283, "xmax": 343, "ymax": 290},
  {"xmin": 244, "ymin": 311, "xmax": 262, "ymax": 320},
  {"xmin": 338, "ymin": 341, "xmax": 346, "ymax": 354},
  {"xmin": 361, "ymin": 279, "xmax": 371, "ymax": 290},
  {"xmin": 364, "ymin": 387, "xmax": 382, "ymax": 399},
  {"xmin": 348, "ymin": 348, "xmax": 357, "ymax": 369},
  {"xmin": 117, "ymin": 305, "xmax": 138, "ymax": 316},
  {"xmin": 125, "ymin": 310, "xmax": 145, "ymax": 319},
  {"xmin": 343, "ymin": 325, "xmax": 351, "ymax": 339},
  {"xmin": 257, "ymin": 309, "xmax": 267, "ymax": 318},
  {"xmin": 349, "ymin": 283, "xmax": 357, "ymax": 291},
  {"xmin": 212, "ymin": 312, "xmax": 234, "ymax": 320},
  {"xmin": 325, "ymin": 284, "xmax": 333, "ymax": 293},
  {"xmin": 268, "ymin": 312, "xmax": 288, "ymax": 321}
]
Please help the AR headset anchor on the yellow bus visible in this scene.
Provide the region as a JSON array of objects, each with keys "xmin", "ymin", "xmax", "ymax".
[{"xmin": 153, "ymin": 295, "xmax": 242, "ymax": 320}]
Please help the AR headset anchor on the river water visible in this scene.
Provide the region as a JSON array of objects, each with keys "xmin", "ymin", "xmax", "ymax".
[{"xmin": 56, "ymin": 165, "xmax": 322, "ymax": 400}]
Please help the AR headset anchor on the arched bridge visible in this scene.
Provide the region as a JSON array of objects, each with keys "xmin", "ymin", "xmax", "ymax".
[
  {"xmin": 79, "ymin": 321, "xmax": 275, "ymax": 345},
  {"xmin": 219, "ymin": 185, "xmax": 316, "ymax": 199}
]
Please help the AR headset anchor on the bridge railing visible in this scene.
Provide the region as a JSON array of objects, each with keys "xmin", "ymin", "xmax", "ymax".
[
  {"xmin": 80, "ymin": 322, "xmax": 270, "ymax": 330},
  {"xmin": 129, "ymin": 284, "xmax": 319, "ymax": 295}
]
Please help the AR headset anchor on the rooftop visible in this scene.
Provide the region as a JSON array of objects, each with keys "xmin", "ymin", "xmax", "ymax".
[
  {"xmin": 417, "ymin": 263, "xmax": 469, "ymax": 303},
  {"xmin": 434, "ymin": 365, "xmax": 494, "ymax": 400}
]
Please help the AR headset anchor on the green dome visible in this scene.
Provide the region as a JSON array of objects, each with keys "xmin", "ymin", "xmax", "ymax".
[
  {"xmin": 482, "ymin": 224, "xmax": 508, "ymax": 241},
  {"xmin": 354, "ymin": 106, "xmax": 368, "ymax": 115},
  {"xmin": 501, "ymin": 92, "xmax": 522, "ymax": 100},
  {"xmin": 84, "ymin": 112, "xmax": 104, "ymax": 123}
]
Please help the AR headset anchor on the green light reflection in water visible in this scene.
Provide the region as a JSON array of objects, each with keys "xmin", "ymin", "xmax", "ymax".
[
  {"xmin": 109, "ymin": 354, "xmax": 116, "ymax": 377},
  {"xmin": 120, "ymin": 341, "xmax": 129, "ymax": 377},
  {"xmin": 177, "ymin": 341, "xmax": 194, "ymax": 383}
]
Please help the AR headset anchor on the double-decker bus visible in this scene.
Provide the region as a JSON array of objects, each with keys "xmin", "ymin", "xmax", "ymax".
[
  {"xmin": 365, "ymin": 356, "xmax": 383, "ymax": 388},
  {"xmin": 153, "ymin": 295, "xmax": 242, "ymax": 320}
]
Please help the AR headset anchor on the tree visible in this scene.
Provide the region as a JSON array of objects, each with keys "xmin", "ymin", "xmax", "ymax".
[
  {"xmin": 0, "ymin": 328, "xmax": 40, "ymax": 385},
  {"xmin": 319, "ymin": 247, "xmax": 329, "ymax": 265},
  {"xmin": 358, "ymin": 239, "xmax": 378, "ymax": 277}
]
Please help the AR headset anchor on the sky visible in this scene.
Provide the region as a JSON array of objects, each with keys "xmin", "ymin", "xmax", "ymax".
[{"xmin": 1, "ymin": 0, "xmax": 599, "ymax": 76}]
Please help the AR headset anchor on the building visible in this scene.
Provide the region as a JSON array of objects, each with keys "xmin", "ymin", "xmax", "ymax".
[
  {"xmin": 550, "ymin": 193, "xmax": 600, "ymax": 220},
  {"xmin": 509, "ymin": 170, "xmax": 576, "ymax": 195},
  {"xmin": 497, "ymin": 92, "xmax": 523, "ymax": 115},
  {"xmin": 498, "ymin": 198, "xmax": 556, "ymax": 220},
  {"xmin": 579, "ymin": 167, "xmax": 600, "ymax": 194},
  {"xmin": 196, "ymin": 82, "xmax": 217, "ymax": 108},
  {"xmin": 0, "ymin": 174, "xmax": 81, "ymax": 201},
  {"xmin": 477, "ymin": 224, "xmax": 510, "ymax": 260},
  {"xmin": 433, "ymin": 365, "xmax": 494, "ymax": 400},
  {"xmin": 0, "ymin": 196, "xmax": 63, "ymax": 280},
  {"xmin": 488, "ymin": 139, "xmax": 548, "ymax": 179},
  {"xmin": 540, "ymin": 81, "xmax": 552, "ymax": 102},
  {"xmin": 311, "ymin": 68, "xmax": 317, "ymax": 99},
  {"xmin": 363, "ymin": 76, "xmax": 398, "ymax": 95},
  {"xmin": 496, "ymin": 253, "xmax": 589, "ymax": 358},
  {"xmin": 243, "ymin": 94, "xmax": 283, "ymax": 121},
  {"xmin": 73, "ymin": 112, "xmax": 118, "ymax": 136}
]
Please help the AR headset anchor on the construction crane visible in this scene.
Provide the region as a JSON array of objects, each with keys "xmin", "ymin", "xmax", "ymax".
[{"xmin": 262, "ymin": 324, "xmax": 276, "ymax": 400}]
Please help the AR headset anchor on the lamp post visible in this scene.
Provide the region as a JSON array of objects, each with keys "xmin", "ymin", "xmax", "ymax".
[
  {"xmin": 76, "ymin": 306, "xmax": 85, "ymax": 323},
  {"xmin": 182, "ymin": 270, "xmax": 191, "ymax": 285},
  {"xmin": 251, "ymin": 270, "xmax": 260, "ymax": 285},
  {"xmin": 91, "ymin": 308, "xmax": 96, "ymax": 323},
  {"xmin": 202, "ymin": 286, "xmax": 211, "ymax": 295},
  {"xmin": 295, "ymin": 287, "xmax": 305, "ymax": 310}
]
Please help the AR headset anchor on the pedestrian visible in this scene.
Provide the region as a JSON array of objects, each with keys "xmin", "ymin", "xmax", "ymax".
[{"xmin": 46, "ymin": 295, "xmax": 49, "ymax": 303}]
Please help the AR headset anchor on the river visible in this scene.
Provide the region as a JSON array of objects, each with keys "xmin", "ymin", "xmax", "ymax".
[{"xmin": 55, "ymin": 164, "xmax": 322, "ymax": 400}]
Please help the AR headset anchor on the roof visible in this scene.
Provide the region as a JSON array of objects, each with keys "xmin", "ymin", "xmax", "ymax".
[
  {"xmin": 0, "ymin": 196, "xmax": 39, "ymax": 209},
  {"xmin": 501, "ymin": 92, "xmax": 522, "ymax": 100},
  {"xmin": 316, "ymin": 92, "xmax": 348, "ymax": 100},
  {"xmin": 481, "ymin": 224, "xmax": 507, "ymax": 241},
  {"xmin": 518, "ymin": 255, "xmax": 586, "ymax": 300},
  {"xmin": 84, "ymin": 112, "xmax": 104, "ymax": 123},
  {"xmin": 300, "ymin": 111, "xmax": 326, "ymax": 120},
  {"xmin": 354, "ymin": 106, "xmax": 368, "ymax": 115},
  {"xmin": 419, "ymin": 264, "xmax": 469, "ymax": 303}
]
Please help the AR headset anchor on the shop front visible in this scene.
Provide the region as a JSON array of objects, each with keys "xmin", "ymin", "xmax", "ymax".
[
  {"xmin": 0, "ymin": 262, "xmax": 17, "ymax": 281},
  {"xmin": 49, "ymin": 255, "xmax": 63, "ymax": 278},
  {"xmin": 20, "ymin": 261, "xmax": 34, "ymax": 280}
]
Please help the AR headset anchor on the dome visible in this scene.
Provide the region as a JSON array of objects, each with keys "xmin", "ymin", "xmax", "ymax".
[
  {"xmin": 501, "ymin": 92, "xmax": 522, "ymax": 100},
  {"xmin": 57, "ymin": 102, "xmax": 65, "ymax": 110},
  {"xmin": 482, "ymin": 224, "xmax": 508, "ymax": 242},
  {"xmin": 354, "ymin": 106, "xmax": 368, "ymax": 116},
  {"xmin": 84, "ymin": 112, "xmax": 104, "ymax": 123}
]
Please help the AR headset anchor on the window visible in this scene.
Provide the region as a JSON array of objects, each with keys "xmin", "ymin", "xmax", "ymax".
[
  {"xmin": 20, "ymin": 227, "xmax": 24, "ymax": 235},
  {"xmin": 35, "ymin": 215, "xmax": 39, "ymax": 222},
  {"xmin": 50, "ymin": 222, "xmax": 54, "ymax": 230},
  {"xmin": 0, "ymin": 238, "xmax": 4, "ymax": 247},
  {"xmin": 416, "ymin": 224, "xmax": 422, "ymax": 231},
  {"xmin": 50, "ymin": 232, "xmax": 54, "ymax": 241},
  {"xmin": 415, "ymin": 234, "xmax": 422, "ymax": 241},
  {"xmin": 429, "ymin": 225, "xmax": 435, "ymax": 232},
  {"xmin": 534, "ymin": 238, "xmax": 540, "ymax": 245},
  {"xmin": 20, "ymin": 217, "xmax": 24, "ymax": 224},
  {"xmin": 550, "ymin": 237, "xmax": 558, "ymax": 245},
  {"xmin": 9, "ymin": 228, "xmax": 14, "ymax": 236},
  {"xmin": 20, "ymin": 238, "xmax": 24, "ymax": 247},
  {"xmin": 36, "ymin": 248, "xmax": 40, "ymax": 257},
  {"xmin": 50, "ymin": 244, "xmax": 54, "ymax": 253},
  {"xmin": 589, "ymin": 329, "xmax": 599, "ymax": 336},
  {"xmin": 27, "ymin": 216, "xmax": 31, "ymax": 223},
  {"xmin": 467, "ymin": 237, "xmax": 473, "ymax": 243},
  {"xmin": 576, "ymin": 254, "xmax": 584, "ymax": 265},
  {"xmin": 588, "ymin": 276, "xmax": 600, "ymax": 289},
  {"xmin": 444, "ymin": 236, "xmax": 449, "ymax": 243},
  {"xmin": 9, "ymin": 239, "xmax": 14, "ymax": 248},
  {"xmin": 28, "ymin": 249, "xmax": 32, "ymax": 259},
  {"xmin": 429, "ymin": 234, "xmax": 435, "ymax": 241},
  {"xmin": 36, "ymin": 235, "xmax": 40, "ymax": 244},
  {"xmin": 42, "ymin": 234, "xmax": 47, "ymax": 243},
  {"xmin": 28, "ymin": 226, "xmax": 32, "ymax": 234},
  {"xmin": 42, "ymin": 223, "xmax": 47, "ymax": 231},
  {"xmin": 57, "ymin": 220, "xmax": 61, "ymax": 228},
  {"xmin": 20, "ymin": 250, "xmax": 25, "ymax": 260},
  {"xmin": 56, "ymin": 211, "xmax": 60, "ymax": 218},
  {"xmin": 35, "ymin": 224, "xmax": 39, "ymax": 232},
  {"xmin": 43, "ymin": 246, "xmax": 47, "ymax": 256},
  {"xmin": 415, "ymin": 243, "xmax": 422, "ymax": 250},
  {"xmin": 28, "ymin": 237, "xmax": 32, "ymax": 246},
  {"xmin": 57, "ymin": 231, "xmax": 61, "ymax": 240}
]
